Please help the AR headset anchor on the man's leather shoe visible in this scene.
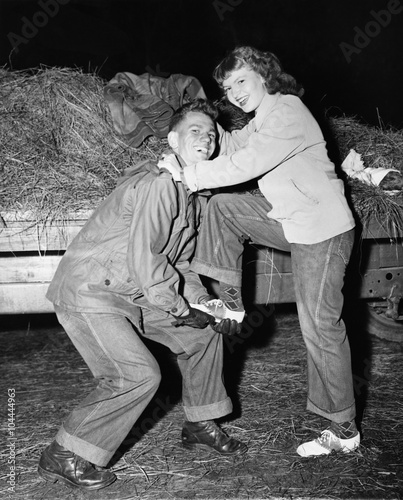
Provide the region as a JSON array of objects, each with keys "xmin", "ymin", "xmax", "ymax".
[
  {"xmin": 38, "ymin": 440, "xmax": 116, "ymax": 491},
  {"xmin": 182, "ymin": 420, "xmax": 247, "ymax": 456}
]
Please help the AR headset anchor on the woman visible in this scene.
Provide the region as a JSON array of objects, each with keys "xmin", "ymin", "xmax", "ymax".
[{"xmin": 158, "ymin": 46, "xmax": 359, "ymax": 458}]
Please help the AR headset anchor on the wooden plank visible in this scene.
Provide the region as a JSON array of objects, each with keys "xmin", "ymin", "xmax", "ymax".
[
  {"xmin": 253, "ymin": 273, "xmax": 295, "ymax": 304},
  {"xmin": 1, "ymin": 210, "xmax": 92, "ymax": 223},
  {"xmin": 0, "ymin": 210, "xmax": 92, "ymax": 252},
  {"xmin": 0, "ymin": 224, "xmax": 83, "ymax": 252},
  {"xmin": 0, "ymin": 255, "xmax": 62, "ymax": 283},
  {"xmin": 244, "ymin": 247, "xmax": 292, "ymax": 275},
  {"xmin": 0, "ymin": 283, "xmax": 54, "ymax": 314},
  {"xmin": 361, "ymin": 218, "xmax": 403, "ymax": 240},
  {"xmin": 252, "ymin": 266, "xmax": 403, "ymax": 305}
]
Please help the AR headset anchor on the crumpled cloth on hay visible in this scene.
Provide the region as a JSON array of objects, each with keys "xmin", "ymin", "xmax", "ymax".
[
  {"xmin": 341, "ymin": 149, "xmax": 402, "ymax": 193},
  {"xmin": 104, "ymin": 72, "xmax": 206, "ymax": 147}
]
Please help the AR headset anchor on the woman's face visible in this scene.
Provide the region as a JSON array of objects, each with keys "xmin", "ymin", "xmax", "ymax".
[{"xmin": 222, "ymin": 66, "xmax": 267, "ymax": 113}]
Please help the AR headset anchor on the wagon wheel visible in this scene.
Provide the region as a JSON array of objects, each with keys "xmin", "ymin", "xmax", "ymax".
[{"xmin": 365, "ymin": 301, "xmax": 403, "ymax": 342}]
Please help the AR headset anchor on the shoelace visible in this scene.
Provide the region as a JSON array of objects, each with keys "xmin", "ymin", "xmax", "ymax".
[
  {"xmin": 206, "ymin": 299, "xmax": 223, "ymax": 307},
  {"xmin": 316, "ymin": 430, "xmax": 336, "ymax": 450},
  {"xmin": 75, "ymin": 456, "xmax": 96, "ymax": 475}
]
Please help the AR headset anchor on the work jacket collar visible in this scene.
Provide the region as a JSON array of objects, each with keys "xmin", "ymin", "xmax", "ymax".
[{"xmin": 161, "ymin": 149, "xmax": 210, "ymax": 197}]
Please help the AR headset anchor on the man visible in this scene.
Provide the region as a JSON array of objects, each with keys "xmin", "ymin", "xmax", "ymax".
[{"xmin": 38, "ymin": 99, "xmax": 247, "ymax": 492}]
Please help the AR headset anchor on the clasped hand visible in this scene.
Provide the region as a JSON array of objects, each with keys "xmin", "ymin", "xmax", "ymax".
[
  {"xmin": 172, "ymin": 307, "xmax": 242, "ymax": 336},
  {"xmin": 157, "ymin": 154, "xmax": 182, "ymax": 181}
]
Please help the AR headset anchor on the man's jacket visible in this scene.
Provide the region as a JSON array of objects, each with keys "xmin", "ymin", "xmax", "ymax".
[{"xmin": 46, "ymin": 160, "xmax": 208, "ymax": 322}]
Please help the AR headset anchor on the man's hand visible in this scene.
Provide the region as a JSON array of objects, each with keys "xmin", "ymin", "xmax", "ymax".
[
  {"xmin": 157, "ymin": 154, "xmax": 182, "ymax": 181},
  {"xmin": 212, "ymin": 318, "xmax": 242, "ymax": 336},
  {"xmin": 172, "ymin": 306, "xmax": 215, "ymax": 329}
]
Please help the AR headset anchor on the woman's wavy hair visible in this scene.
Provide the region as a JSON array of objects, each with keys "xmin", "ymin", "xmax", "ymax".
[{"xmin": 213, "ymin": 46, "xmax": 304, "ymax": 98}]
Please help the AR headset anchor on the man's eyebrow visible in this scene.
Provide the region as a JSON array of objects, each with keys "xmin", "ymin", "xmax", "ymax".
[{"xmin": 188, "ymin": 122, "xmax": 216, "ymax": 133}]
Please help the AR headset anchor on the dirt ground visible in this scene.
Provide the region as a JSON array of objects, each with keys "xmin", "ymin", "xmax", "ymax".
[{"xmin": 0, "ymin": 304, "xmax": 402, "ymax": 500}]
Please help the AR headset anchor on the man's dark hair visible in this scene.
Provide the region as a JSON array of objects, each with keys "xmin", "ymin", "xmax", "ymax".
[{"xmin": 169, "ymin": 99, "xmax": 219, "ymax": 132}]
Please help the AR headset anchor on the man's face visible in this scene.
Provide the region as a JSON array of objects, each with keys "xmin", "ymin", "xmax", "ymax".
[{"xmin": 170, "ymin": 111, "xmax": 216, "ymax": 165}]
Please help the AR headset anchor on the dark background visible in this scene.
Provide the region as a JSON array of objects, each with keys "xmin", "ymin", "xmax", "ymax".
[{"xmin": 1, "ymin": 0, "xmax": 403, "ymax": 128}]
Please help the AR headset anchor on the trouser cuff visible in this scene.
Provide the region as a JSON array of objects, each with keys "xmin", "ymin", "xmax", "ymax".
[
  {"xmin": 183, "ymin": 397, "xmax": 233, "ymax": 422},
  {"xmin": 191, "ymin": 259, "xmax": 242, "ymax": 287},
  {"xmin": 56, "ymin": 425, "xmax": 114, "ymax": 467},
  {"xmin": 307, "ymin": 398, "xmax": 356, "ymax": 424}
]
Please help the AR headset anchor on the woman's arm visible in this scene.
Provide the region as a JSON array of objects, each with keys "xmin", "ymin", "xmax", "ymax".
[
  {"xmin": 216, "ymin": 120, "xmax": 255, "ymax": 155},
  {"xmin": 184, "ymin": 104, "xmax": 305, "ymax": 191}
]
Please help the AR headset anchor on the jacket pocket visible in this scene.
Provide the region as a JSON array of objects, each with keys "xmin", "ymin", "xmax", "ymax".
[
  {"xmin": 87, "ymin": 256, "xmax": 138, "ymax": 296},
  {"xmin": 266, "ymin": 177, "xmax": 320, "ymax": 221},
  {"xmin": 288, "ymin": 178, "xmax": 320, "ymax": 206}
]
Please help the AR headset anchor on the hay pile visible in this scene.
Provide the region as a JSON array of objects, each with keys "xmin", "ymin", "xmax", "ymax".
[
  {"xmin": 0, "ymin": 66, "xmax": 167, "ymax": 222},
  {"xmin": 0, "ymin": 67, "xmax": 402, "ymax": 233},
  {"xmin": 328, "ymin": 115, "xmax": 403, "ymax": 234}
]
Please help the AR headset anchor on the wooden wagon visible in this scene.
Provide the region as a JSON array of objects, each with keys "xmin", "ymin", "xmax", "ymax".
[{"xmin": 1, "ymin": 209, "xmax": 402, "ymax": 341}]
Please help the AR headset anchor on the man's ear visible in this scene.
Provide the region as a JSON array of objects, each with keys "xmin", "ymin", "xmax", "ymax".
[{"xmin": 167, "ymin": 131, "xmax": 179, "ymax": 152}]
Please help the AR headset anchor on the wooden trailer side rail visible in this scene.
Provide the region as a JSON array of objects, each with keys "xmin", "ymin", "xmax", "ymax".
[
  {"xmin": 0, "ymin": 211, "xmax": 90, "ymax": 314},
  {"xmin": 0, "ymin": 212, "xmax": 402, "ymax": 315}
]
